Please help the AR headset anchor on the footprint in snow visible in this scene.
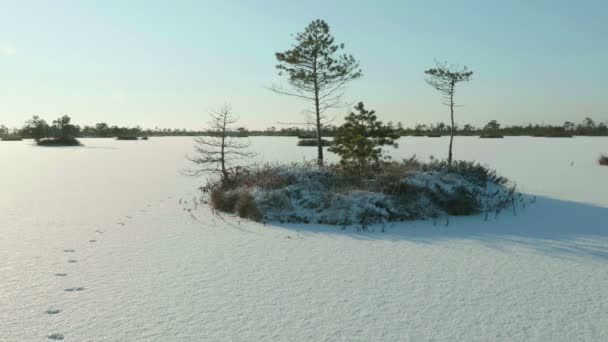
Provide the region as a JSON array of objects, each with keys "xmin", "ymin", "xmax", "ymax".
[
  {"xmin": 54, "ymin": 273, "xmax": 67, "ymax": 277},
  {"xmin": 64, "ymin": 287, "xmax": 85, "ymax": 292},
  {"xmin": 63, "ymin": 249, "xmax": 75, "ymax": 253},
  {"xmin": 47, "ymin": 333, "xmax": 64, "ymax": 340},
  {"xmin": 95, "ymin": 229, "xmax": 104, "ymax": 234},
  {"xmin": 67, "ymin": 259, "xmax": 77, "ymax": 263},
  {"xmin": 89, "ymin": 239, "xmax": 96, "ymax": 243},
  {"xmin": 126, "ymin": 216, "xmax": 132, "ymax": 219},
  {"xmin": 116, "ymin": 222, "xmax": 125, "ymax": 226},
  {"xmin": 45, "ymin": 308, "xmax": 62, "ymax": 315}
]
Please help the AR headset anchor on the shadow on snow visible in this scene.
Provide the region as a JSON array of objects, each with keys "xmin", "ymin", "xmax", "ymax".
[{"xmin": 268, "ymin": 195, "xmax": 608, "ymax": 261}]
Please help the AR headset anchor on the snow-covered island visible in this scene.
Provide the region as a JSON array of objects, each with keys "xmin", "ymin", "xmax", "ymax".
[{"xmin": 206, "ymin": 159, "xmax": 516, "ymax": 227}]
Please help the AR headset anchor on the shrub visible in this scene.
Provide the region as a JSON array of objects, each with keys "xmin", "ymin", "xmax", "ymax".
[
  {"xmin": 259, "ymin": 190, "xmax": 292, "ymax": 211},
  {"xmin": 600, "ymin": 155, "xmax": 608, "ymax": 166},
  {"xmin": 369, "ymin": 161, "xmax": 420, "ymax": 195},
  {"xmin": 297, "ymin": 138, "xmax": 333, "ymax": 147},
  {"xmin": 235, "ymin": 191, "xmax": 261, "ymax": 221},
  {"xmin": 209, "ymin": 185, "xmax": 238, "ymax": 213},
  {"xmin": 37, "ymin": 136, "xmax": 81, "ymax": 146},
  {"xmin": 420, "ymin": 159, "xmax": 507, "ymax": 186},
  {"xmin": 441, "ymin": 187, "xmax": 480, "ymax": 216},
  {"xmin": 116, "ymin": 136, "xmax": 139, "ymax": 140}
]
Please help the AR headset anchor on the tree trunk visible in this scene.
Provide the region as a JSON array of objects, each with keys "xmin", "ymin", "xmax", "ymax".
[
  {"xmin": 448, "ymin": 82, "xmax": 455, "ymax": 167},
  {"xmin": 313, "ymin": 66, "xmax": 324, "ymax": 167},
  {"xmin": 220, "ymin": 118, "xmax": 227, "ymax": 180}
]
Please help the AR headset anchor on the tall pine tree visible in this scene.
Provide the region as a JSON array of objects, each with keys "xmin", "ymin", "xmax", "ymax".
[{"xmin": 272, "ymin": 19, "xmax": 362, "ymax": 166}]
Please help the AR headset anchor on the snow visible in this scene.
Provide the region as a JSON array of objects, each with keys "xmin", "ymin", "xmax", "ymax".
[{"xmin": 1, "ymin": 137, "xmax": 607, "ymax": 341}]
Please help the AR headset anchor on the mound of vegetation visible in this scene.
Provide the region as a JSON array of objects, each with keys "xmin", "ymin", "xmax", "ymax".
[
  {"xmin": 116, "ymin": 136, "xmax": 139, "ymax": 140},
  {"xmin": 206, "ymin": 160, "xmax": 514, "ymax": 226},
  {"xmin": 192, "ymin": 102, "xmax": 516, "ymax": 228},
  {"xmin": 600, "ymin": 155, "xmax": 608, "ymax": 166},
  {"xmin": 297, "ymin": 138, "xmax": 334, "ymax": 147},
  {"xmin": 427, "ymin": 134, "xmax": 442, "ymax": 137},
  {"xmin": 479, "ymin": 134, "xmax": 504, "ymax": 138},
  {"xmin": 37, "ymin": 136, "xmax": 81, "ymax": 146},
  {"xmin": 1, "ymin": 135, "xmax": 23, "ymax": 141}
]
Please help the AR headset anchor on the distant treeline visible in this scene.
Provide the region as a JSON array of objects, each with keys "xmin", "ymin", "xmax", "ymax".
[
  {"xmin": 1, "ymin": 116, "xmax": 607, "ymax": 139},
  {"xmin": 228, "ymin": 118, "xmax": 608, "ymax": 137},
  {"xmin": 396, "ymin": 118, "xmax": 608, "ymax": 137},
  {"xmin": 0, "ymin": 116, "xmax": 203, "ymax": 140}
]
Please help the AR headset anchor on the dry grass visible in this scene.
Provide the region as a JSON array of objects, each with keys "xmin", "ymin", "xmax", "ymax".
[
  {"xmin": 235, "ymin": 191, "xmax": 261, "ymax": 221},
  {"xmin": 209, "ymin": 185, "xmax": 238, "ymax": 212}
]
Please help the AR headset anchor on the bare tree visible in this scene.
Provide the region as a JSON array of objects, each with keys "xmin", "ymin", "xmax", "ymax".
[
  {"xmin": 187, "ymin": 104, "xmax": 254, "ymax": 181},
  {"xmin": 425, "ymin": 62, "xmax": 473, "ymax": 166},
  {"xmin": 271, "ymin": 19, "xmax": 362, "ymax": 166}
]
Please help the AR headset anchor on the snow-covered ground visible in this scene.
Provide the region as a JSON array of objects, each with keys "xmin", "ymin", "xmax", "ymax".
[{"xmin": 1, "ymin": 137, "xmax": 607, "ymax": 341}]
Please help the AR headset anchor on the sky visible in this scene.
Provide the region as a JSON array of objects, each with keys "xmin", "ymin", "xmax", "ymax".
[{"xmin": 1, "ymin": 0, "xmax": 607, "ymax": 130}]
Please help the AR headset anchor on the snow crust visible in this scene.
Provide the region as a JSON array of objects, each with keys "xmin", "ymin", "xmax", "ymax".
[{"xmin": 1, "ymin": 137, "xmax": 606, "ymax": 341}]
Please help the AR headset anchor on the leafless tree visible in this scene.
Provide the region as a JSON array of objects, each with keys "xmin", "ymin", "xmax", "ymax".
[
  {"xmin": 425, "ymin": 61, "xmax": 473, "ymax": 166},
  {"xmin": 187, "ymin": 104, "xmax": 254, "ymax": 181}
]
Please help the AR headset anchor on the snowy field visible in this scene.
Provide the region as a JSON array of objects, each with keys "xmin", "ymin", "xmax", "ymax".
[{"xmin": 1, "ymin": 136, "xmax": 607, "ymax": 341}]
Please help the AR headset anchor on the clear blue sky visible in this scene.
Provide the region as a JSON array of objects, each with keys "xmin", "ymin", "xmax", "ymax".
[{"xmin": 1, "ymin": 0, "xmax": 606, "ymax": 130}]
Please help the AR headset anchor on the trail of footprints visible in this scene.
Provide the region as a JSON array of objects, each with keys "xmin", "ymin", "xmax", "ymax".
[{"xmin": 45, "ymin": 196, "xmax": 177, "ymax": 340}]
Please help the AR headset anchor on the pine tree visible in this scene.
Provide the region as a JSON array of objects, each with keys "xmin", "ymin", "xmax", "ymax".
[
  {"xmin": 425, "ymin": 62, "xmax": 473, "ymax": 166},
  {"xmin": 272, "ymin": 19, "xmax": 362, "ymax": 166},
  {"xmin": 330, "ymin": 102, "xmax": 398, "ymax": 174}
]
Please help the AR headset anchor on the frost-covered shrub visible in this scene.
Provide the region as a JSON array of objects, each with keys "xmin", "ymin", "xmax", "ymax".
[
  {"xmin": 440, "ymin": 187, "xmax": 480, "ymax": 216},
  {"xmin": 257, "ymin": 189, "xmax": 293, "ymax": 212},
  {"xmin": 371, "ymin": 164, "xmax": 420, "ymax": 195},
  {"xmin": 419, "ymin": 159, "xmax": 507, "ymax": 186},
  {"xmin": 203, "ymin": 159, "xmax": 515, "ymax": 226}
]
